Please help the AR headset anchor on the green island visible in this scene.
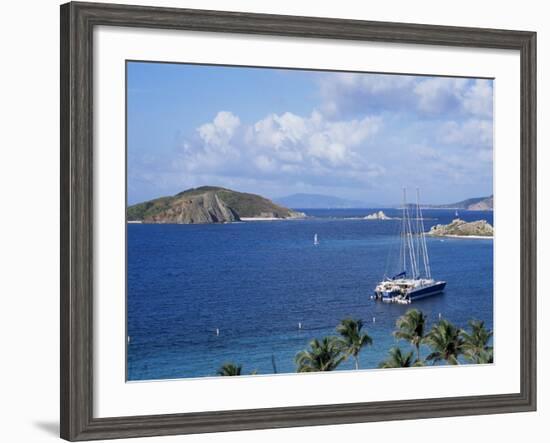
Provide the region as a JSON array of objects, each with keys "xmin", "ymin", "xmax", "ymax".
[
  {"xmin": 127, "ymin": 186, "xmax": 305, "ymax": 224},
  {"xmin": 216, "ymin": 309, "xmax": 493, "ymax": 376}
]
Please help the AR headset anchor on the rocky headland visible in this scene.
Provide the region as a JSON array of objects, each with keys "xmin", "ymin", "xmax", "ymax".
[
  {"xmin": 426, "ymin": 195, "xmax": 493, "ymax": 211},
  {"xmin": 127, "ymin": 186, "xmax": 306, "ymax": 224},
  {"xmin": 465, "ymin": 196, "xmax": 493, "ymax": 211}
]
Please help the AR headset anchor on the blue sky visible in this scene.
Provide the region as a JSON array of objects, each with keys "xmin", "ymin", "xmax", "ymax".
[{"xmin": 127, "ymin": 61, "xmax": 493, "ymax": 205}]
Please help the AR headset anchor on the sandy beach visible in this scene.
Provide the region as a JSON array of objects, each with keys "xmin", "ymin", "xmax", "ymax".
[
  {"xmin": 240, "ymin": 217, "xmax": 284, "ymax": 221},
  {"xmin": 428, "ymin": 234, "xmax": 493, "ymax": 239}
]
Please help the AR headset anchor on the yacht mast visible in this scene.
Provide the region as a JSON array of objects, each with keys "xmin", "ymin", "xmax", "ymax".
[
  {"xmin": 404, "ymin": 188, "xmax": 419, "ymax": 279},
  {"xmin": 415, "ymin": 188, "xmax": 422, "ymax": 274},
  {"xmin": 416, "ymin": 188, "xmax": 432, "ymax": 279},
  {"xmin": 400, "ymin": 189, "xmax": 407, "ymax": 274}
]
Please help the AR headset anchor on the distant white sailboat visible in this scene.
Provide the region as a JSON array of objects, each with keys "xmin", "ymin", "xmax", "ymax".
[
  {"xmin": 455, "ymin": 210, "xmax": 459, "ymax": 218},
  {"xmin": 314, "ymin": 233, "xmax": 319, "ymax": 245}
]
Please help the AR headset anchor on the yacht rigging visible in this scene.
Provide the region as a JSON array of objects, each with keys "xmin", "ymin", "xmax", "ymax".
[{"xmin": 374, "ymin": 188, "xmax": 446, "ymax": 303}]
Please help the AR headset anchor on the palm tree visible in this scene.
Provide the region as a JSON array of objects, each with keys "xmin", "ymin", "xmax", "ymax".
[
  {"xmin": 336, "ymin": 318, "xmax": 373, "ymax": 370},
  {"xmin": 393, "ymin": 309, "xmax": 427, "ymax": 362},
  {"xmin": 424, "ymin": 319, "xmax": 464, "ymax": 365},
  {"xmin": 461, "ymin": 320, "xmax": 493, "ymax": 364},
  {"xmin": 217, "ymin": 363, "xmax": 242, "ymax": 376},
  {"xmin": 295, "ymin": 336, "xmax": 346, "ymax": 372},
  {"xmin": 378, "ymin": 347, "xmax": 423, "ymax": 368}
]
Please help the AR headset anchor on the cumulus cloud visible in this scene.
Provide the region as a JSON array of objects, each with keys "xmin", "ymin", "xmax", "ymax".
[
  {"xmin": 175, "ymin": 109, "xmax": 384, "ymax": 188},
  {"xmin": 319, "ymin": 73, "xmax": 416, "ymax": 116},
  {"xmin": 409, "ymin": 143, "xmax": 482, "ymax": 185},
  {"xmin": 246, "ymin": 110, "xmax": 380, "ymax": 168},
  {"xmin": 197, "ymin": 111, "xmax": 240, "ymax": 149},
  {"xmin": 462, "ymin": 79, "xmax": 493, "ymax": 118},
  {"xmin": 319, "ymin": 73, "xmax": 493, "ymax": 118},
  {"xmin": 129, "ymin": 71, "xmax": 493, "ymax": 204},
  {"xmin": 168, "ymin": 90, "xmax": 492, "ymax": 198},
  {"xmin": 413, "ymin": 77, "xmax": 468, "ymax": 114},
  {"xmin": 438, "ymin": 119, "xmax": 493, "ymax": 148},
  {"xmin": 401, "ymin": 110, "xmax": 493, "ymax": 187}
]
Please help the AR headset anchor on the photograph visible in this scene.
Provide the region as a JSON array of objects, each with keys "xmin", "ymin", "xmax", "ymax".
[
  {"xmin": 126, "ymin": 61, "xmax": 494, "ymax": 381},
  {"xmin": 0, "ymin": 0, "xmax": 542, "ymax": 441}
]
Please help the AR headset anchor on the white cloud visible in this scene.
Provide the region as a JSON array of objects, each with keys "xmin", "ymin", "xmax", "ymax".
[
  {"xmin": 462, "ymin": 79, "xmax": 493, "ymax": 118},
  {"xmin": 171, "ymin": 98, "xmax": 492, "ymax": 197},
  {"xmin": 136, "ymin": 74, "xmax": 494, "ymax": 205},
  {"xmin": 254, "ymin": 155, "xmax": 277, "ymax": 173},
  {"xmin": 176, "ymin": 109, "xmax": 384, "ymax": 187},
  {"xmin": 413, "ymin": 77, "xmax": 467, "ymax": 113},
  {"xmin": 247, "ymin": 112, "xmax": 308, "ymax": 151},
  {"xmin": 319, "ymin": 73, "xmax": 493, "ymax": 118},
  {"xmin": 246, "ymin": 110, "xmax": 381, "ymax": 168},
  {"xmin": 438, "ymin": 119, "xmax": 493, "ymax": 148},
  {"xmin": 319, "ymin": 73, "xmax": 416, "ymax": 116},
  {"xmin": 197, "ymin": 111, "xmax": 240, "ymax": 149}
]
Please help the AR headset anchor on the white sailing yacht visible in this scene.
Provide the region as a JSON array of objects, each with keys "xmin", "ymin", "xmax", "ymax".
[
  {"xmin": 314, "ymin": 233, "xmax": 319, "ymax": 245},
  {"xmin": 374, "ymin": 188, "xmax": 446, "ymax": 303}
]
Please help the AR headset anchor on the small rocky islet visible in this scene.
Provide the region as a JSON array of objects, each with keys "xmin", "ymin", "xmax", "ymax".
[
  {"xmin": 364, "ymin": 210, "xmax": 394, "ymax": 220},
  {"xmin": 427, "ymin": 218, "xmax": 493, "ymax": 237}
]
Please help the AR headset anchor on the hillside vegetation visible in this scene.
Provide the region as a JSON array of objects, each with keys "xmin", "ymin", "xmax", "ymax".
[{"xmin": 128, "ymin": 186, "xmax": 305, "ymax": 224}]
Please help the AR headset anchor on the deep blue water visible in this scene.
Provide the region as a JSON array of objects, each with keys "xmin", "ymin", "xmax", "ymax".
[{"xmin": 127, "ymin": 209, "xmax": 493, "ymax": 380}]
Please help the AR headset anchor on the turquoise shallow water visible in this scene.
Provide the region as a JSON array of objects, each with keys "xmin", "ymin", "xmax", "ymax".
[{"xmin": 127, "ymin": 209, "xmax": 493, "ymax": 380}]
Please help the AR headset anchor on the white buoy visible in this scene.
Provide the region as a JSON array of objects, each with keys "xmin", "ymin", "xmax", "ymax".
[
  {"xmin": 373, "ymin": 317, "xmax": 376, "ymax": 323},
  {"xmin": 298, "ymin": 322, "xmax": 302, "ymax": 330},
  {"xmin": 216, "ymin": 328, "xmax": 219, "ymax": 336}
]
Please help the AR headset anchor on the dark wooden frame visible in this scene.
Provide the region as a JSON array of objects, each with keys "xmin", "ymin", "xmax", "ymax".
[{"xmin": 60, "ymin": 1, "xmax": 537, "ymax": 440}]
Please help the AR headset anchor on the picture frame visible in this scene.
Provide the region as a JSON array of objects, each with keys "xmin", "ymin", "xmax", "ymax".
[{"xmin": 60, "ymin": 1, "xmax": 537, "ymax": 441}]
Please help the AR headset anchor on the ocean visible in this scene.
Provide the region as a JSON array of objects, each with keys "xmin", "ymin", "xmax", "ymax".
[{"xmin": 127, "ymin": 209, "xmax": 493, "ymax": 381}]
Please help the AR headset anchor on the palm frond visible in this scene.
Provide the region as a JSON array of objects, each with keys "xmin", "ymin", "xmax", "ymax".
[
  {"xmin": 336, "ymin": 318, "xmax": 372, "ymax": 369},
  {"xmin": 295, "ymin": 336, "xmax": 346, "ymax": 372},
  {"xmin": 393, "ymin": 309, "xmax": 427, "ymax": 360},
  {"xmin": 378, "ymin": 347, "xmax": 419, "ymax": 368},
  {"xmin": 217, "ymin": 363, "xmax": 242, "ymax": 376},
  {"xmin": 424, "ymin": 319, "xmax": 464, "ymax": 365},
  {"xmin": 461, "ymin": 320, "xmax": 494, "ymax": 364}
]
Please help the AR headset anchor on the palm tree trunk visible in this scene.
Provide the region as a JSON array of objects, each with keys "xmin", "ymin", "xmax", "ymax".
[
  {"xmin": 416, "ymin": 343, "xmax": 421, "ymax": 362},
  {"xmin": 354, "ymin": 356, "xmax": 359, "ymax": 370}
]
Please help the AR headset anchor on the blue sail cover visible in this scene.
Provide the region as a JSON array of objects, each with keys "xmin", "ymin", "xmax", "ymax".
[{"xmin": 391, "ymin": 271, "xmax": 406, "ymax": 280}]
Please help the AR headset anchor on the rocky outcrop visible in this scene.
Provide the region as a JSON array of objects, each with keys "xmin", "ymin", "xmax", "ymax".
[
  {"xmin": 127, "ymin": 186, "xmax": 305, "ymax": 224},
  {"xmin": 427, "ymin": 218, "xmax": 493, "ymax": 237},
  {"xmin": 364, "ymin": 211, "xmax": 393, "ymax": 220},
  {"xmin": 144, "ymin": 192, "xmax": 239, "ymax": 224}
]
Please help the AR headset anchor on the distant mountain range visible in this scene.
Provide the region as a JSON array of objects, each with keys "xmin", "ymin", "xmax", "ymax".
[
  {"xmin": 423, "ymin": 195, "xmax": 493, "ymax": 211},
  {"xmin": 275, "ymin": 193, "xmax": 375, "ymax": 209},
  {"xmin": 275, "ymin": 192, "xmax": 493, "ymax": 211}
]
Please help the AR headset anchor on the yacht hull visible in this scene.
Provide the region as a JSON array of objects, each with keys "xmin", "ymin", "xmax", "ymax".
[
  {"xmin": 408, "ymin": 281, "xmax": 446, "ymax": 300},
  {"xmin": 374, "ymin": 280, "xmax": 446, "ymax": 303}
]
